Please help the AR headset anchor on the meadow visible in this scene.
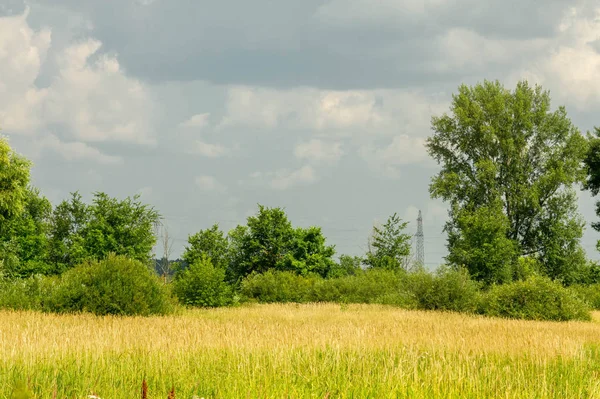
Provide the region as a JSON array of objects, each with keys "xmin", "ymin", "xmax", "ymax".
[{"xmin": 3, "ymin": 304, "xmax": 600, "ymax": 398}]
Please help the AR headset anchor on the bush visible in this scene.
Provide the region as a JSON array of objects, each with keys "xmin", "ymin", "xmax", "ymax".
[
  {"xmin": 173, "ymin": 255, "xmax": 234, "ymax": 307},
  {"xmin": 0, "ymin": 274, "xmax": 51, "ymax": 311},
  {"xmin": 45, "ymin": 254, "xmax": 175, "ymax": 316},
  {"xmin": 326, "ymin": 255, "xmax": 362, "ymax": 279},
  {"xmin": 314, "ymin": 268, "xmax": 413, "ymax": 306},
  {"xmin": 407, "ymin": 266, "xmax": 481, "ymax": 313},
  {"xmin": 569, "ymin": 284, "xmax": 600, "ymax": 310},
  {"xmin": 481, "ymin": 276, "xmax": 591, "ymax": 321},
  {"xmin": 240, "ymin": 270, "xmax": 319, "ymax": 303}
]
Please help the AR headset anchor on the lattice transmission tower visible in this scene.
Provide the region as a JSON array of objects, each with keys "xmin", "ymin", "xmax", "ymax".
[{"xmin": 416, "ymin": 210, "xmax": 424, "ymax": 268}]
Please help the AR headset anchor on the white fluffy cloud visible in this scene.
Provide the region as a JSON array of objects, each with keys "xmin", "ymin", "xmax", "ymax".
[
  {"xmin": 0, "ymin": 8, "xmax": 50, "ymax": 133},
  {"xmin": 0, "ymin": 8, "xmax": 156, "ymax": 148},
  {"xmin": 294, "ymin": 139, "xmax": 343, "ymax": 164},
  {"xmin": 507, "ymin": 6, "xmax": 600, "ymax": 111},
  {"xmin": 219, "ymin": 86, "xmax": 393, "ymax": 133}
]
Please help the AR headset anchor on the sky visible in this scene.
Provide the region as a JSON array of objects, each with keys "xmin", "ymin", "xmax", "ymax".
[{"xmin": 1, "ymin": 0, "xmax": 600, "ymax": 267}]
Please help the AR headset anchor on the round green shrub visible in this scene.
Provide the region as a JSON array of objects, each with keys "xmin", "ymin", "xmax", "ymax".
[
  {"xmin": 240, "ymin": 270, "xmax": 319, "ymax": 303},
  {"xmin": 45, "ymin": 254, "xmax": 175, "ymax": 316},
  {"xmin": 481, "ymin": 276, "xmax": 591, "ymax": 321},
  {"xmin": 172, "ymin": 255, "xmax": 234, "ymax": 307},
  {"xmin": 407, "ymin": 266, "xmax": 482, "ymax": 313}
]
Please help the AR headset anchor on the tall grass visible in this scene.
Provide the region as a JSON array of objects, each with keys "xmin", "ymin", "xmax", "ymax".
[{"xmin": 2, "ymin": 304, "xmax": 600, "ymax": 398}]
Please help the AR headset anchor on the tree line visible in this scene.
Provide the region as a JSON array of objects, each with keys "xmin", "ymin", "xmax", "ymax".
[{"xmin": 2, "ymin": 79, "xmax": 600, "ymax": 320}]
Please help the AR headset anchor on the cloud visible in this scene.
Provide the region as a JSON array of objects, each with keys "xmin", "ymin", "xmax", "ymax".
[
  {"xmin": 195, "ymin": 175, "xmax": 226, "ymax": 192},
  {"xmin": 37, "ymin": 134, "xmax": 123, "ymax": 164},
  {"xmin": 0, "ymin": 7, "xmax": 50, "ymax": 132},
  {"xmin": 294, "ymin": 139, "xmax": 343, "ymax": 164},
  {"xmin": 219, "ymin": 86, "xmax": 442, "ymax": 135},
  {"xmin": 0, "ymin": 8, "xmax": 156, "ymax": 146},
  {"xmin": 359, "ymin": 135, "xmax": 432, "ymax": 178},
  {"xmin": 511, "ymin": 6, "xmax": 600, "ymax": 111},
  {"xmin": 179, "ymin": 113, "xmax": 210, "ymax": 129},
  {"xmin": 270, "ymin": 165, "xmax": 317, "ymax": 190},
  {"xmin": 190, "ymin": 140, "xmax": 230, "ymax": 158}
]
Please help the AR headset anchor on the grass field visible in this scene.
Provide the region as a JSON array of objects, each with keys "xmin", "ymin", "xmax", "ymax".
[{"xmin": 2, "ymin": 304, "xmax": 600, "ymax": 398}]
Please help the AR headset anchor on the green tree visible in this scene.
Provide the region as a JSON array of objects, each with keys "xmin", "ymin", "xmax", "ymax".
[
  {"xmin": 0, "ymin": 137, "xmax": 31, "ymax": 222},
  {"xmin": 183, "ymin": 224, "xmax": 229, "ymax": 269},
  {"xmin": 364, "ymin": 213, "xmax": 412, "ymax": 271},
  {"xmin": 0, "ymin": 187, "xmax": 52, "ymax": 277},
  {"xmin": 47, "ymin": 192, "xmax": 89, "ymax": 271},
  {"xmin": 447, "ymin": 202, "xmax": 518, "ymax": 284},
  {"xmin": 47, "ymin": 192, "xmax": 160, "ymax": 270},
  {"xmin": 228, "ymin": 205, "xmax": 336, "ymax": 280},
  {"xmin": 426, "ymin": 80, "xmax": 588, "ymax": 284},
  {"xmin": 281, "ymin": 226, "xmax": 336, "ymax": 277},
  {"xmin": 584, "ymin": 127, "xmax": 600, "ymax": 252},
  {"xmin": 173, "ymin": 255, "xmax": 233, "ymax": 307}
]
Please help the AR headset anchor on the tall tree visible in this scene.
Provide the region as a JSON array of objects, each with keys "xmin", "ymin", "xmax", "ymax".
[
  {"xmin": 48, "ymin": 192, "xmax": 160, "ymax": 270},
  {"xmin": 227, "ymin": 205, "xmax": 336, "ymax": 280},
  {"xmin": 584, "ymin": 127, "xmax": 600, "ymax": 250},
  {"xmin": 0, "ymin": 187, "xmax": 52, "ymax": 277},
  {"xmin": 0, "ymin": 137, "xmax": 31, "ymax": 222},
  {"xmin": 426, "ymin": 80, "xmax": 588, "ymax": 284}
]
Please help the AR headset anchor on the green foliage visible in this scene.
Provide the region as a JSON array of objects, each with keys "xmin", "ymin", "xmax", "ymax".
[
  {"xmin": 45, "ymin": 254, "xmax": 174, "ymax": 316},
  {"xmin": 569, "ymin": 284, "xmax": 600, "ymax": 310},
  {"xmin": 0, "ymin": 137, "xmax": 31, "ymax": 222},
  {"xmin": 513, "ymin": 256, "xmax": 542, "ymax": 281},
  {"xmin": 183, "ymin": 224, "xmax": 229, "ymax": 269},
  {"xmin": 364, "ymin": 213, "xmax": 412, "ymax": 270},
  {"xmin": 281, "ymin": 226, "xmax": 336, "ymax": 276},
  {"xmin": 407, "ymin": 266, "xmax": 482, "ymax": 313},
  {"xmin": 584, "ymin": 127, "xmax": 600, "ymax": 253},
  {"xmin": 481, "ymin": 276, "xmax": 591, "ymax": 321},
  {"xmin": 228, "ymin": 205, "xmax": 336, "ymax": 280},
  {"xmin": 327, "ymin": 255, "xmax": 363, "ymax": 278},
  {"xmin": 0, "ymin": 188, "xmax": 52, "ymax": 278},
  {"xmin": 173, "ymin": 255, "xmax": 234, "ymax": 307},
  {"xmin": 240, "ymin": 267, "xmax": 480, "ymax": 312},
  {"xmin": 0, "ymin": 274, "xmax": 50, "ymax": 311},
  {"xmin": 427, "ymin": 80, "xmax": 588, "ymax": 284},
  {"xmin": 47, "ymin": 192, "xmax": 160, "ymax": 271},
  {"xmin": 240, "ymin": 270, "xmax": 319, "ymax": 303},
  {"xmin": 315, "ymin": 268, "xmax": 414, "ymax": 306},
  {"xmin": 447, "ymin": 204, "xmax": 518, "ymax": 285}
]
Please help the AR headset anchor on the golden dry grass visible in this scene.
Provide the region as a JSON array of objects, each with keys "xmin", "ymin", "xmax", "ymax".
[{"xmin": 2, "ymin": 304, "xmax": 600, "ymax": 398}]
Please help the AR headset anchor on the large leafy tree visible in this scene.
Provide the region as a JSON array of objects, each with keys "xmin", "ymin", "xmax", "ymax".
[
  {"xmin": 426, "ymin": 80, "xmax": 588, "ymax": 284},
  {"xmin": 227, "ymin": 205, "xmax": 336, "ymax": 280},
  {"xmin": 0, "ymin": 187, "xmax": 52, "ymax": 277},
  {"xmin": 0, "ymin": 137, "xmax": 31, "ymax": 222},
  {"xmin": 584, "ymin": 127, "xmax": 600, "ymax": 249},
  {"xmin": 48, "ymin": 192, "xmax": 160, "ymax": 270}
]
